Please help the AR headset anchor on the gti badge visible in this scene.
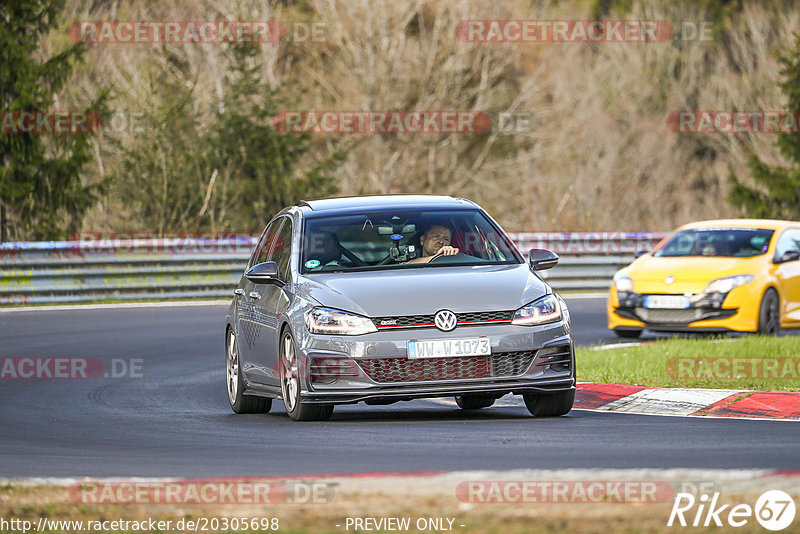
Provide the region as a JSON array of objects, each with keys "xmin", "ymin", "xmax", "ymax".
[
  {"xmin": 434, "ymin": 310, "xmax": 458, "ymax": 332},
  {"xmin": 665, "ymin": 275, "xmax": 675, "ymax": 285}
]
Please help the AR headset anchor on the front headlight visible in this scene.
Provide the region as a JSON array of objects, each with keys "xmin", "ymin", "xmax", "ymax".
[
  {"xmin": 613, "ymin": 272, "xmax": 634, "ymax": 293},
  {"xmin": 305, "ymin": 307, "xmax": 378, "ymax": 335},
  {"xmin": 704, "ymin": 275, "xmax": 754, "ymax": 294},
  {"xmin": 512, "ymin": 294, "xmax": 562, "ymax": 326}
]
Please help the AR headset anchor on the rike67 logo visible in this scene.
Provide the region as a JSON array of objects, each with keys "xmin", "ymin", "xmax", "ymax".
[{"xmin": 668, "ymin": 490, "xmax": 796, "ymax": 531}]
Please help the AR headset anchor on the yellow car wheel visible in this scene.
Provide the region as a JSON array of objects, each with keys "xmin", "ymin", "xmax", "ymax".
[{"xmin": 757, "ymin": 288, "xmax": 780, "ymax": 335}]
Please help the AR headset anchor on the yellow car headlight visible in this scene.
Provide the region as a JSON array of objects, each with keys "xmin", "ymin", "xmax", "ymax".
[
  {"xmin": 704, "ymin": 275, "xmax": 754, "ymax": 294},
  {"xmin": 613, "ymin": 273, "xmax": 634, "ymax": 293}
]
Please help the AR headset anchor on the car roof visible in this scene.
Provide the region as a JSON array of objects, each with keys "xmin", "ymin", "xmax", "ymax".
[
  {"xmin": 298, "ymin": 195, "xmax": 478, "ymax": 216},
  {"xmin": 676, "ymin": 219, "xmax": 799, "ymax": 231}
]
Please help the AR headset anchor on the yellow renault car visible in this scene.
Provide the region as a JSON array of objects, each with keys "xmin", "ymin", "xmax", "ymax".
[{"xmin": 608, "ymin": 219, "xmax": 800, "ymax": 338}]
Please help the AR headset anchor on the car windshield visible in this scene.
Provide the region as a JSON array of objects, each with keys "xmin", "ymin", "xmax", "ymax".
[
  {"xmin": 300, "ymin": 209, "xmax": 521, "ymax": 273},
  {"xmin": 652, "ymin": 228, "xmax": 774, "ymax": 258}
]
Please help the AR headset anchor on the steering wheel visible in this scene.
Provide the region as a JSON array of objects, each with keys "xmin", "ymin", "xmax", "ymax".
[{"xmin": 428, "ymin": 252, "xmax": 468, "ymax": 264}]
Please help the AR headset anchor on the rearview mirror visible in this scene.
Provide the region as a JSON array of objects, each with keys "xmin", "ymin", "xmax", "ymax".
[
  {"xmin": 377, "ymin": 224, "xmax": 416, "ymax": 235},
  {"xmin": 246, "ymin": 261, "xmax": 282, "ymax": 284},
  {"xmin": 528, "ymin": 249, "xmax": 559, "ymax": 271}
]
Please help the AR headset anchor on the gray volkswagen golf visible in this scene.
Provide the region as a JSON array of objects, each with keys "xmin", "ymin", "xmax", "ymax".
[{"xmin": 225, "ymin": 195, "xmax": 575, "ymax": 421}]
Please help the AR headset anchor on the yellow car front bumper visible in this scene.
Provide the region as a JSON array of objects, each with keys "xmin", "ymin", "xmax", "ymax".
[{"xmin": 607, "ymin": 282, "xmax": 763, "ymax": 333}]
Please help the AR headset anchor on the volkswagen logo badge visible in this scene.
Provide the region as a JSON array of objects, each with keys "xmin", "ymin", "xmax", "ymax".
[
  {"xmin": 665, "ymin": 275, "xmax": 675, "ymax": 285},
  {"xmin": 434, "ymin": 310, "xmax": 458, "ymax": 332}
]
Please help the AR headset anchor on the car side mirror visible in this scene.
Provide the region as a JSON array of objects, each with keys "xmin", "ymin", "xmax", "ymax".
[
  {"xmin": 246, "ymin": 261, "xmax": 282, "ymax": 284},
  {"xmin": 528, "ymin": 249, "xmax": 559, "ymax": 271},
  {"xmin": 634, "ymin": 250, "xmax": 648, "ymax": 259},
  {"xmin": 777, "ymin": 250, "xmax": 800, "ymax": 263}
]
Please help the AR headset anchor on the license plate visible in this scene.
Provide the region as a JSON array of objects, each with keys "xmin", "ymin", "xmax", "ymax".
[
  {"xmin": 644, "ymin": 295, "xmax": 690, "ymax": 309},
  {"xmin": 407, "ymin": 337, "xmax": 491, "ymax": 359}
]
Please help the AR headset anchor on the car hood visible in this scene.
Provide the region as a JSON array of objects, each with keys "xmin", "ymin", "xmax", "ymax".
[
  {"xmin": 295, "ymin": 264, "xmax": 548, "ymax": 317},
  {"xmin": 628, "ymin": 255, "xmax": 763, "ymax": 282}
]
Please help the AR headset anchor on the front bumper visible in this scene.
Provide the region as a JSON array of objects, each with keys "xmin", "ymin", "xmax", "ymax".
[
  {"xmin": 300, "ymin": 378, "xmax": 575, "ymax": 404},
  {"xmin": 295, "ymin": 321, "xmax": 575, "ymax": 404},
  {"xmin": 607, "ymin": 284, "xmax": 759, "ymax": 333}
]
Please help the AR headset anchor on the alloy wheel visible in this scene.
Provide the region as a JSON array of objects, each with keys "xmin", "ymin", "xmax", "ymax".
[
  {"xmin": 226, "ymin": 330, "xmax": 239, "ymax": 405},
  {"xmin": 281, "ymin": 333, "xmax": 299, "ymax": 412}
]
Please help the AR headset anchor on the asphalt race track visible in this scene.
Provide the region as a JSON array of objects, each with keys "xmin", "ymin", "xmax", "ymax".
[{"xmin": 1, "ymin": 296, "xmax": 798, "ymax": 477}]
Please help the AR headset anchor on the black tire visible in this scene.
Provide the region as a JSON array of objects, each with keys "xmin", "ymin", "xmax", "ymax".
[
  {"xmin": 523, "ymin": 389, "xmax": 575, "ymax": 417},
  {"xmin": 226, "ymin": 328, "xmax": 272, "ymax": 414},
  {"xmin": 455, "ymin": 394, "xmax": 495, "ymax": 410},
  {"xmin": 614, "ymin": 329, "xmax": 642, "ymax": 339},
  {"xmin": 757, "ymin": 288, "xmax": 781, "ymax": 335},
  {"xmin": 280, "ymin": 330, "xmax": 334, "ymax": 421}
]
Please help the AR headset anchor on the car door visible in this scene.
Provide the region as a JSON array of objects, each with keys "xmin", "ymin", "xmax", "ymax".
[
  {"xmin": 773, "ymin": 228, "xmax": 800, "ymax": 324},
  {"xmin": 249, "ymin": 216, "xmax": 294, "ymax": 387},
  {"xmin": 237, "ymin": 221, "xmax": 279, "ymax": 385}
]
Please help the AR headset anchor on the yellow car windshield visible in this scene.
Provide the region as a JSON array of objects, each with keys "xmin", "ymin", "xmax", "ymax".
[{"xmin": 653, "ymin": 228, "xmax": 774, "ymax": 258}]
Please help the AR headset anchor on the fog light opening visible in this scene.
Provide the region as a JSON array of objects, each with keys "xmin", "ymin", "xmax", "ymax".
[{"xmin": 309, "ymin": 357, "xmax": 359, "ymax": 384}]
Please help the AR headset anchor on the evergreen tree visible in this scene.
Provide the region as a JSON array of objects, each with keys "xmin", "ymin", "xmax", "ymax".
[
  {"xmin": 111, "ymin": 74, "xmax": 208, "ymax": 233},
  {"xmin": 728, "ymin": 34, "xmax": 800, "ymax": 220},
  {"xmin": 0, "ymin": 0, "xmax": 107, "ymax": 241},
  {"xmin": 114, "ymin": 42, "xmax": 344, "ymax": 233},
  {"xmin": 207, "ymin": 43, "xmax": 344, "ymax": 231}
]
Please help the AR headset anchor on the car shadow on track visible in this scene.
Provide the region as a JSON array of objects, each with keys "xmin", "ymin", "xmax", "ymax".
[{"xmin": 254, "ymin": 400, "xmax": 581, "ymax": 423}]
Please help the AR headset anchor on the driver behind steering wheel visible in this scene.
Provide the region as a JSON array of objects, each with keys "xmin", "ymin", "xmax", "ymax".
[{"xmin": 405, "ymin": 223, "xmax": 459, "ymax": 264}]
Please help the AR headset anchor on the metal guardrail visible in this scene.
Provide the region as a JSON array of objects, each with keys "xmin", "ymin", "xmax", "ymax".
[{"xmin": 0, "ymin": 232, "xmax": 668, "ymax": 305}]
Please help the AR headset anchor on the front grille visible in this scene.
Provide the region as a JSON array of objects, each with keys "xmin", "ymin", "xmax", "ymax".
[
  {"xmin": 458, "ymin": 311, "xmax": 515, "ymax": 323},
  {"xmin": 359, "ymin": 356, "xmax": 490, "ymax": 382},
  {"xmin": 490, "ymin": 351, "xmax": 538, "ymax": 375},
  {"xmin": 635, "ymin": 307, "xmax": 703, "ymax": 324},
  {"xmin": 373, "ymin": 314, "xmax": 434, "ymax": 328},
  {"xmin": 623, "ymin": 305, "xmax": 738, "ymax": 326},
  {"xmin": 372, "ymin": 310, "xmax": 514, "ymax": 330},
  {"xmin": 357, "ymin": 350, "xmax": 536, "ymax": 383}
]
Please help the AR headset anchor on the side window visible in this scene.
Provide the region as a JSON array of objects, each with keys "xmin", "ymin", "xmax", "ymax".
[
  {"xmin": 775, "ymin": 229, "xmax": 800, "ymax": 260},
  {"xmin": 270, "ymin": 218, "xmax": 293, "ymax": 280},
  {"xmin": 250, "ymin": 221, "xmax": 279, "ymax": 269}
]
